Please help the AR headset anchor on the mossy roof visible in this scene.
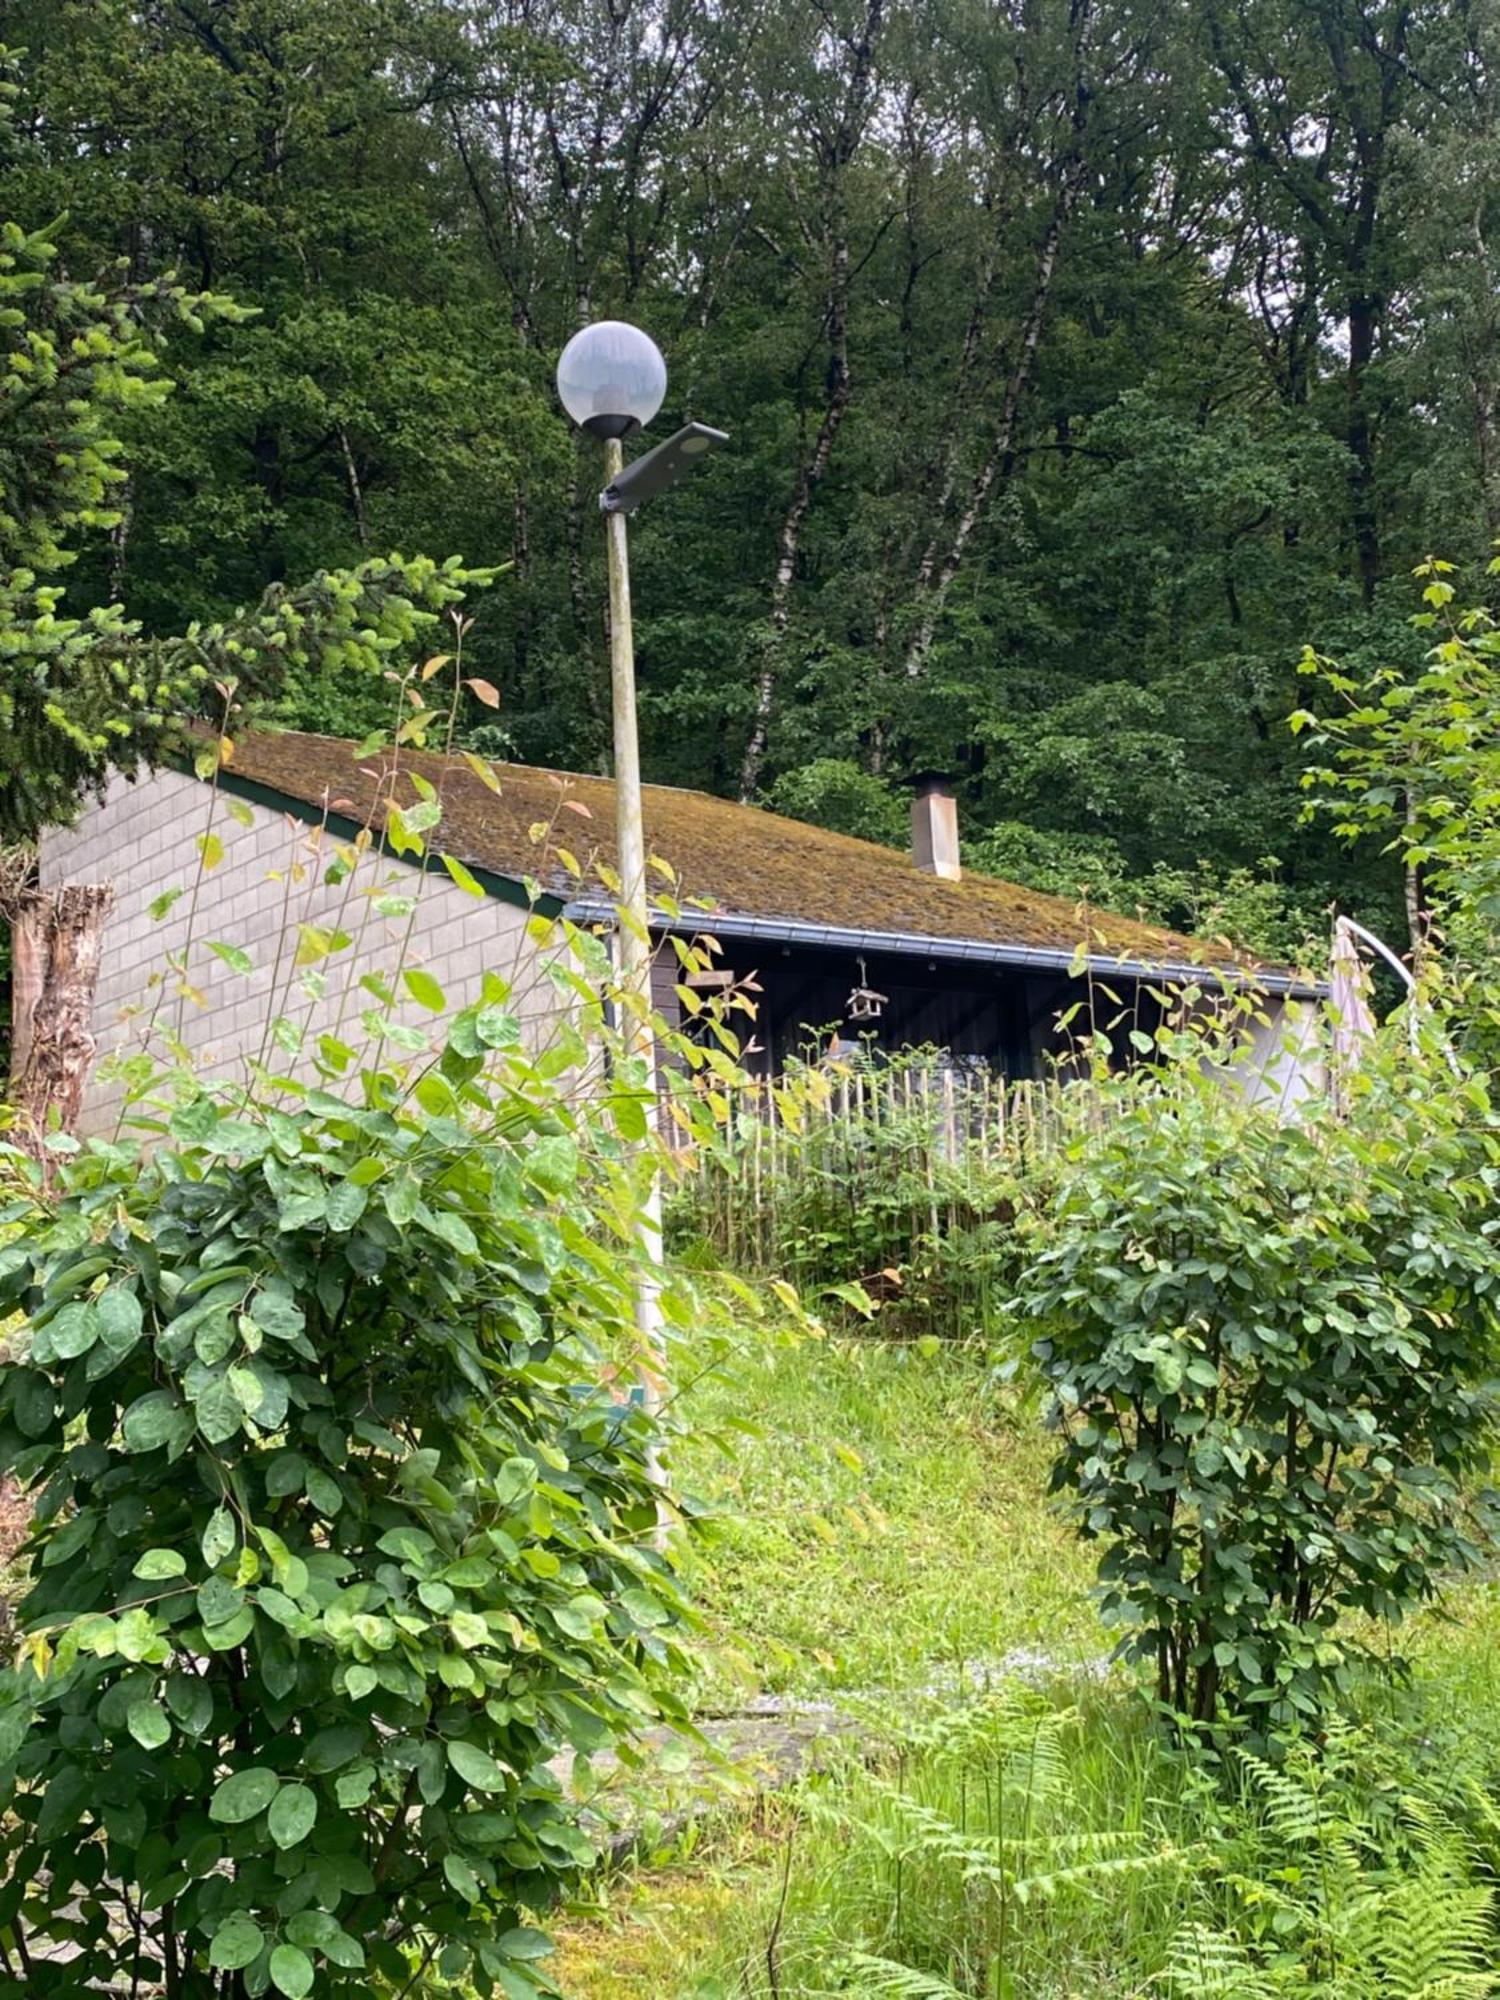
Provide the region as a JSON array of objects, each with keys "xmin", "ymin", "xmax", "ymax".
[{"xmin": 219, "ymin": 729, "xmax": 1294, "ymax": 982}]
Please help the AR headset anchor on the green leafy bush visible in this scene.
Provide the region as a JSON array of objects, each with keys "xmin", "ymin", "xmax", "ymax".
[
  {"xmin": 0, "ymin": 1006, "xmax": 705, "ymax": 1996},
  {"xmin": 1015, "ymin": 1028, "xmax": 1500, "ymax": 1731}
]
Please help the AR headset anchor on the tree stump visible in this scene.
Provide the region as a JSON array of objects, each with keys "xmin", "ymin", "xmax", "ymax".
[{"xmin": 5, "ymin": 880, "xmax": 115, "ymax": 1169}]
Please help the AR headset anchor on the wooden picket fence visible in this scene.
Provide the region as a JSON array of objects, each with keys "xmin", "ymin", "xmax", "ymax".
[{"xmin": 673, "ymin": 1057, "xmax": 1109, "ymax": 1286}]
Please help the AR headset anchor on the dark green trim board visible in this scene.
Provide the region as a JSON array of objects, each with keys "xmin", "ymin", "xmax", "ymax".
[{"xmin": 170, "ymin": 755, "xmax": 564, "ymax": 918}]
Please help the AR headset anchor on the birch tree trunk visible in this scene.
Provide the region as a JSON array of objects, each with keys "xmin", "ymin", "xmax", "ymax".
[
  {"xmin": 737, "ymin": 0, "xmax": 886, "ymax": 801},
  {"xmin": 738, "ymin": 243, "xmax": 854, "ymax": 799},
  {"xmin": 4, "ymin": 882, "xmax": 115, "ymax": 1171},
  {"xmin": 902, "ymin": 162, "xmax": 1085, "ymax": 678}
]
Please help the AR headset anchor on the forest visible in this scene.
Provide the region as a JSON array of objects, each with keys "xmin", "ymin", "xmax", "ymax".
[{"xmin": 5, "ymin": 0, "xmax": 1496, "ymax": 954}]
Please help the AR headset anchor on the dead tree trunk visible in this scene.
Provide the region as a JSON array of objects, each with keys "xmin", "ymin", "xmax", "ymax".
[{"xmin": 4, "ymin": 882, "xmax": 115, "ymax": 1169}]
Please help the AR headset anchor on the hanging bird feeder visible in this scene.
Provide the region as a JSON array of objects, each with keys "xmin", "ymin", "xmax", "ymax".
[{"xmin": 845, "ymin": 956, "xmax": 888, "ymax": 1023}]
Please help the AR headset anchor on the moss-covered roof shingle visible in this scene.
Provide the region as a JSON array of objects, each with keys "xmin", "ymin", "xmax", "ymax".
[{"xmin": 220, "ymin": 730, "xmax": 1292, "ymax": 980}]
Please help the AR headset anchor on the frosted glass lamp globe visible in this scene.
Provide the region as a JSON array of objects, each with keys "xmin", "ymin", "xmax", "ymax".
[{"xmin": 556, "ymin": 321, "xmax": 667, "ymax": 438}]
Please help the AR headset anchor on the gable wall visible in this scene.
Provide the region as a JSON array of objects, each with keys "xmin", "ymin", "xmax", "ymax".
[{"xmin": 38, "ymin": 768, "xmax": 549, "ymax": 1136}]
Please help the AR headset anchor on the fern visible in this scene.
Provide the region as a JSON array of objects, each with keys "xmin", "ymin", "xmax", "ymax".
[
  {"xmin": 831, "ymin": 1955, "xmax": 969, "ymax": 1997},
  {"xmin": 1233, "ymin": 1744, "xmax": 1329, "ymax": 1849},
  {"xmin": 1160, "ymin": 1923, "xmax": 1276, "ymax": 1998},
  {"xmin": 1369, "ymin": 1802, "xmax": 1497, "ymax": 1999},
  {"xmin": 1204, "ymin": 1747, "xmax": 1500, "ymax": 2000}
]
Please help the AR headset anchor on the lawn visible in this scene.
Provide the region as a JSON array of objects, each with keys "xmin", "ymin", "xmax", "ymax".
[{"xmin": 672, "ymin": 1328, "xmax": 1098, "ymax": 1702}]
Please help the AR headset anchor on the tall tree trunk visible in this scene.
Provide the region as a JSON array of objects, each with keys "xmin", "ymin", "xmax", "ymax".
[
  {"xmin": 903, "ymin": 163, "xmax": 1084, "ymax": 678},
  {"xmin": 738, "ymin": 243, "xmax": 854, "ymax": 800},
  {"xmin": 1347, "ymin": 289, "xmax": 1380, "ymax": 604},
  {"xmin": 5, "ymin": 884, "xmax": 115, "ymax": 1172},
  {"xmin": 737, "ymin": 0, "xmax": 886, "ymax": 801}
]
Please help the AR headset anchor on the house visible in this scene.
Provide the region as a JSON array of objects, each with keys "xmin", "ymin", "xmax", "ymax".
[{"xmin": 37, "ymin": 733, "xmax": 1322, "ymax": 1135}]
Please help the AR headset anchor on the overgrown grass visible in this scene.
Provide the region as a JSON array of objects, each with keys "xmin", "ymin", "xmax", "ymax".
[
  {"xmin": 672, "ymin": 1332, "xmax": 1097, "ymax": 1700},
  {"xmin": 556, "ymin": 1331, "xmax": 1500, "ymax": 1999},
  {"xmin": 562, "ymin": 1621, "xmax": 1500, "ymax": 1999}
]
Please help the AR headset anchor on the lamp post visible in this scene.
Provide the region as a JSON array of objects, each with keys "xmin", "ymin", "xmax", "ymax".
[{"xmin": 554, "ymin": 321, "xmax": 727, "ymax": 1446}]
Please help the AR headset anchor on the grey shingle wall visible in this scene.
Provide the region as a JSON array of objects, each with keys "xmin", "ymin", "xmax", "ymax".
[{"xmin": 38, "ymin": 767, "xmax": 546, "ymax": 1135}]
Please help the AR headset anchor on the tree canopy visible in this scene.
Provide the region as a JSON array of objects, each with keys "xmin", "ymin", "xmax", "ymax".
[{"xmin": 5, "ymin": 0, "xmax": 1494, "ymax": 947}]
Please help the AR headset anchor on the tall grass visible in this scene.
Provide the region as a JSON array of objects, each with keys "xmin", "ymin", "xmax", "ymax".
[{"xmin": 624, "ymin": 1667, "xmax": 1500, "ymax": 2000}]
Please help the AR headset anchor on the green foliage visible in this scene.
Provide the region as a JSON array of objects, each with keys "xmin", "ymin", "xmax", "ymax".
[
  {"xmin": 565, "ymin": 1674, "xmax": 1500, "ymax": 1998},
  {"xmin": 1162, "ymin": 1726, "xmax": 1500, "ymax": 1999},
  {"xmin": 1295, "ymin": 555, "xmax": 1500, "ymax": 964},
  {"xmin": 0, "ymin": 41, "xmax": 496, "ymax": 842},
  {"xmin": 674, "ymin": 1332, "xmax": 1096, "ymax": 1699},
  {"xmin": 1015, "ymin": 1022, "xmax": 1500, "ymax": 1730},
  {"xmin": 671, "ymin": 1054, "xmax": 1065, "ymax": 1342},
  {"xmin": 0, "ymin": 1016, "xmax": 707, "ymax": 1994},
  {"xmin": 1, "ymin": 0, "xmax": 1482, "ymax": 939},
  {"xmin": 967, "ymin": 824, "xmax": 1318, "ymax": 962},
  {"xmin": 762, "ymin": 760, "xmax": 908, "ymax": 848},
  {"xmin": 584, "ymin": 1683, "xmax": 1202, "ymax": 1999}
]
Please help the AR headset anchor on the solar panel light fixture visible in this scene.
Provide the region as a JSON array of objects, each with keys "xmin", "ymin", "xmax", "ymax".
[{"xmin": 599, "ymin": 421, "xmax": 730, "ymax": 515}]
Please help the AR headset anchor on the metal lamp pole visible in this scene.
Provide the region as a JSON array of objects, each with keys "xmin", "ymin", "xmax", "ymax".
[
  {"xmin": 599, "ymin": 432, "xmax": 665, "ymax": 1403},
  {"xmin": 554, "ymin": 322, "xmax": 727, "ymax": 1455}
]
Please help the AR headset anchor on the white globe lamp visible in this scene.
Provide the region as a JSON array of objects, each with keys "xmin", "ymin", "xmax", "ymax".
[{"xmin": 555, "ymin": 320, "xmax": 668, "ymax": 439}]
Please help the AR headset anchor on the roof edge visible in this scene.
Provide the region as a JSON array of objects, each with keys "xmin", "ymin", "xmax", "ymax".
[{"xmin": 563, "ymin": 899, "xmax": 1327, "ymax": 1000}]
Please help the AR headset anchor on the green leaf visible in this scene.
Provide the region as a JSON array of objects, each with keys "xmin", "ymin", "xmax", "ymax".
[
  {"xmin": 610, "ymin": 1091, "xmax": 650, "ymax": 1143},
  {"xmin": 418, "ymin": 1205, "xmax": 479, "ymax": 1258},
  {"xmin": 444, "ymin": 1851, "xmax": 481, "ymax": 1900},
  {"xmin": 305, "ymin": 1467, "xmax": 342, "ymax": 1516},
  {"xmin": 164, "ymin": 1674, "xmax": 213, "ymax": 1735},
  {"xmin": 11, "ymin": 1370, "xmax": 55, "ymax": 1438},
  {"xmin": 202, "ymin": 1506, "xmax": 237, "ymax": 1567},
  {"xmin": 194, "ymin": 1372, "xmax": 244, "ymax": 1444},
  {"xmin": 442, "ymin": 852, "xmax": 485, "ymax": 898},
  {"xmin": 95, "ymin": 1285, "xmax": 144, "ymax": 1358},
  {"xmin": 122, "ymin": 1390, "xmax": 186, "ymax": 1453},
  {"xmin": 620, "ymin": 1587, "xmax": 670, "ymax": 1628},
  {"xmin": 498, "ymin": 1926, "xmax": 554, "ymax": 1962},
  {"xmin": 287, "ymin": 1909, "xmax": 364, "ymax": 1968},
  {"xmin": 554, "ymin": 1594, "xmax": 604, "ymax": 1640},
  {"xmin": 304, "ymin": 1722, "xmax": 365, "ymax": 1773},
  {"xmin": 207, "ymin": 939, "xmax": 253, "ymax": 975},
  {"xmin": 209, "ymin": 1766, "xmax": 280, "ymax": 1824},
  {"xmin": 449, "ymin": 1610, "xmax": 488, "ymax": 1650},
  {"xmin": 126, "ymin": 1699, "xmax": 171, "ymax": 1751},
  {"xmin": 403, "ymin": 967, "xmax": 447, "ymax": 1012},
  {"xmin": 475, "ymin": 1003, "xmax": 519, "ymax": 1048},
  {"xmin": 268, "ymin": 1782, "xmax": 318, "ymax": 1850},
  {"xmin": 48, "ymin": 1301, "xmax": 98, "ymax": 1360},
  {"xmin": 134, "ymin": 1548, "xmax": 187, "ymax": 1581},
  {"xmin": 209, "ymin": 1914, "xmax": 265, "ymax": 1972},
  {"xmin": 202, "ymin": 1605, "xmax": 255, "ymax": 1651},
  {"xmin": 269, "ymin": 1944, "xmax": 315, "ymax": 1998},
  {"xmin": 325, "ymin": 1180, "xmax": 368, "ymax": 1232},
  {"xmin": 447, "ymin": 1739, "xmax": 508, "ymax": 1792}
]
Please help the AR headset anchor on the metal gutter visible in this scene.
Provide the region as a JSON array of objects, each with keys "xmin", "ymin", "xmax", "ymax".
[{"xmin": 561, "ymin": 898, "xmax": 1326, "ymax": 1000}]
